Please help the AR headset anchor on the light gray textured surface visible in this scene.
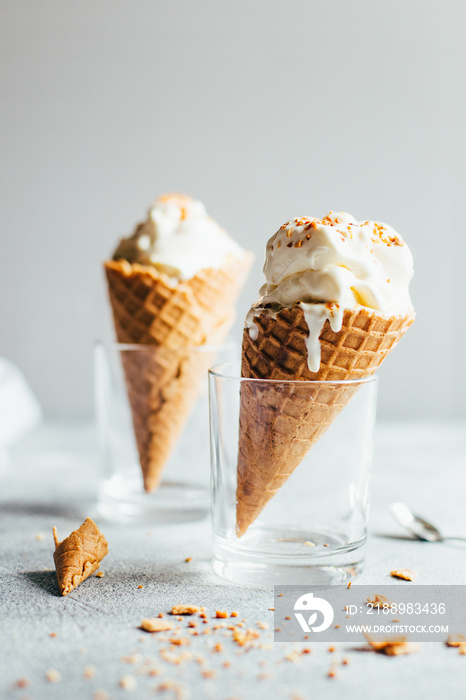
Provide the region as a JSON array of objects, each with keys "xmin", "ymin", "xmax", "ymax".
[{"xmin": 1, "ymin": 419, "xmax": 466, "ymax": 699}]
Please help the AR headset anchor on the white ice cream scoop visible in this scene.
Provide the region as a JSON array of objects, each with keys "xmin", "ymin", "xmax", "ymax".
[{"xmin": 246, "ymin": 211, "xmax": 415, "ymax": 372}]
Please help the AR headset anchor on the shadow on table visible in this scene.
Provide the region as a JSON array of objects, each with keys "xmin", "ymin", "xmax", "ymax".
[
  {"xmin": 105, "ymin": 563, "xmax": 214, "ymax": 588},
  {"xmin": 22, "ymin": 570, "xmax": 60, "ymax": 597},
  {"xmin": 374, "ymin": 532, "xmax": 419, "ymax": 541},
  {"xmin": 375, "ymin": 532, "xmax": 466, "ymax": 548},
  {"xmin": 0, "ymin": 500, "xmax": 87, "ymax": 520},
  {"xmin": 77, "ymin": 560, "xmax": 223, "ymax": 602}
]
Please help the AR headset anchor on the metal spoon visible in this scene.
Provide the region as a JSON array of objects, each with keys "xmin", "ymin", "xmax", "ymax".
[{"xmin": 390, "ymin": 502, "xmax": 466, "ymax": 543}]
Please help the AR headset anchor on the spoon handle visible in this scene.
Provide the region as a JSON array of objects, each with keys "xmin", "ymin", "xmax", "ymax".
[{"xmin": 444, "ymin": 536, "xmax": 466, "ymax": 543}]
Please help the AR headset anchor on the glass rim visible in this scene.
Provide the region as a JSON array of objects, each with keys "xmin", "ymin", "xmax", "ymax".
[
  {"xmin": 95, "ymin": 339, "xmax": 236, "ymax": 354},
  {"xmin": 208, "ymin": 361, "xmax": 378, "ymax": 386}
]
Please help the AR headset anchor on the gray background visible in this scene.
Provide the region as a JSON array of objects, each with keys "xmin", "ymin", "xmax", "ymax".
[{"xmin": 1, "ymin": 0, "xmax": 465, "ymax": 418}]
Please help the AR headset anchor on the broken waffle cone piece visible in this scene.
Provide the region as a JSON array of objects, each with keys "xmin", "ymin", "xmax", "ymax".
[
  {"xmin": 140, "ymin": 618, "xmax": 174, "ymax": 633},
  {"xmin": 236, "ymin": 304, "xmax": 414, "ymax": 536},
  {"xmin": 390, "ymin": 568, "xmax": 417, "ymax": 581},
  {"xmin": 53, "ymin": 518, "xmax": 108, "ymax": 596},
  {"xmin": 105, "ymin": 255, "xmax": 252, "ymax": 492}
]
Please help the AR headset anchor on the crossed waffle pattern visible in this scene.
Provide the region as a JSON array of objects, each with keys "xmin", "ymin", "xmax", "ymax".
[
  {"xmin": 53, "ymin": 519, "xmax": 108, "ymax": 596},
  {"xmin": 242, "ymin": 305, "xmax": 414, "ymax": 382},
  {"xmin": 122, "ymin": 347, "xmax": 216, "ymax": 491},
  {"xmin": 236, "ymin": 304, "xmax": 415, "ymax": 536},
  {"xmin": 105, "ymin": 256, "xmax": 252, "ymax": 491},
  {"xmin": 104, "ymin": 260, "xmax": 250, "ymax": 349}
]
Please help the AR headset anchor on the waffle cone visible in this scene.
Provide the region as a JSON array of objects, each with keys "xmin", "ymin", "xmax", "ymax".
[
  {"xmin": 53, "ymin": 518, "xmax": 108, "ymax": 596},
  {"xmin": 105, "ymin": 255, "xmax": 253, "ymax": 491},
  {"xmin": 236, "ymin": 304, "xmax": 414, "ymax": 536}
]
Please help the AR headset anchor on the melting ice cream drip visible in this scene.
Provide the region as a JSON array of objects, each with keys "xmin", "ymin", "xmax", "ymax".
[{"xmin": 247, "ymin": 212, "xmax": 414, "ymax": 372}]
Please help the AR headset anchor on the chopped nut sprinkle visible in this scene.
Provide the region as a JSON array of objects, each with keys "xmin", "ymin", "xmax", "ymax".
[
  {"xmin": 160, "ymin": 650, "xmax": 192, "ymax": 665},
  {"xmin": 366, "ymin": 637, "xmax": 419, "ymax": 656},
  {"xmin": 446, "ymin": 635, "xmax": 466, "ymax": 647},
  {"xmin": 121, "ymin": 654, "xmax": 141, "ymax": 665},
  {"xmin": 93, "ymin": 691, "xmax": 110, "ymax": 700},
  {"xmin": 366, "ymin": 594, "xmax": 392, "ymax": 609},
  {"xmin": 140, "ymin": 618, "xmax": 173, "ymax": 633},
  {"xmin": 169, "ymin": 637, "xmax": 190, "ymax": 646},
  {"xmin": 45, "ymin": 669, "xmax": 61, "ymax": 683},
  {"xmin": 119, "ymin": 675, "xmax": 137, "ymax": 690},
  {"xmin": 232, "ymin": 628, "xmax": 260, "ymax": 647},
  {"xmin": 171, "ymin": 605, "xmax": 200, "ymax": 615},
  {"xmin": 390, "ymin": 569, "xmax": 417, "ymax": 581},
  {"xmin": 202, "ymin": 670, "xmax": 217, "ymax": 679}
]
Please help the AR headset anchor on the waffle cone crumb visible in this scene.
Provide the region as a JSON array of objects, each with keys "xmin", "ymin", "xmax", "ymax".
[
  {"xmin": 366, "ymin": 636, "xmax": 419, "ymax": 656},
  {"xmin": 390, "ymin": 568, "xmax": 417, "ymax": 581},
  {"xmin": 171, "ymin": 605, "xmax": 201, "ymax": 615},
  {"xmin": 446, "ymin": 634, "xmax": 466, "ymax": 647},
  {"xmin": 140, "ymin": 618, "xmax": 174, "ymax": 633}
]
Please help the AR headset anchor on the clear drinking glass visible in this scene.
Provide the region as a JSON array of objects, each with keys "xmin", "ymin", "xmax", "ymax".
[
  {"xmin": 95, "ymin": 341, "xmax": 235, "ymax": 524},
  {"xmin": 208, "ymin": 363, "xmax": 378, "ymax": 586}
]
